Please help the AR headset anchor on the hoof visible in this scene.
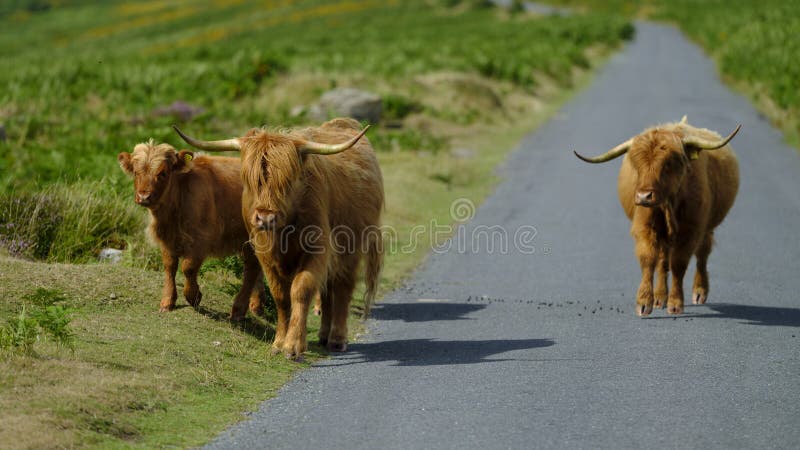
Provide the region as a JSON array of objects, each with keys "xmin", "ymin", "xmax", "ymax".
[
  {"xmin": 326, "ymin": 341, "xmax": 347, "ymax": 352},
  {"xmin": 667, "ymin": 304, "xmax": 684, "ymax": 315},
  {"xmin": 636, "ymin": 304, "xmax": 653, "ymax": 317},
  {"xmin": 313, "ymin": 306, "xmax": 322, "ymax": 316},
  {"xmin": 653, "ymin": 297, "xmax": 666, "ymax": 309},
  {"xmin": 186, "ymin": 292, "xmax": 202, "ymax": 308},
  {"xmin": 159, "ymin": 299, "xmax": 175, "ymax": 312},
  {"xmin": 282, "ymin": 346, "xmax": 305, "ymax": 361},
  {"xmin": 270, "ymin": 346, "xmax": 282, "ymax": 356},
  {"xmin": 692, "ymin": 292, "xmax": 707, "ymax": 305},
  {"xmin": 249, "ymin": 306, "xmax": 266, "ymax": 318},
  {"xmin": 286, "ymin": 352, "xmax": 305, "ymax": 363}
]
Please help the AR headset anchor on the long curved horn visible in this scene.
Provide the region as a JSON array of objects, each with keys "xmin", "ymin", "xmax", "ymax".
[
  {"xmin": 573, "ymin": 138, "xmax": 633, "ymax": 164},
  {"xmin": 682, "ymin": 124, "xmax": 741, "ymax": 150},
  {"xmin": 172, "ymin": 125, "xmax": 241, "ymax": 152},
  {"xmin": 299, "ymin": 125, "xmax": 370, "ymax": 155}
]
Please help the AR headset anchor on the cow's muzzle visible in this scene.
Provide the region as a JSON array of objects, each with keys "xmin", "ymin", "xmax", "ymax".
[
  {"xmin": 252, "ymin": 210, "xmax": 277, "ymax": 231},
  {"xmin": 635, "ymin": 190, "xmax": 657, "ymax": 207},
  {"xmin": 136, "ymin": 192, "xmax": 153, "ymax": 206}
]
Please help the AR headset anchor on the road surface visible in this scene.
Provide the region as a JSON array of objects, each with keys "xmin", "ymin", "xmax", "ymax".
[{"xmin": 207, "ymin": 21, "xmax": 800, "ymax": 449}]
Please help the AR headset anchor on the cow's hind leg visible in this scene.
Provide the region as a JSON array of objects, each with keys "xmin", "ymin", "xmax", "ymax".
[
  {"xmin": 313, "ymin": 292, "xmax": 322, "ymax": 316},
  {"xmin": 653, "ymin": 244, "xmax": 669, "ymax": 309},
  {"xmin": 692, "ymin": 232, "xmax": 713, "ymax": 305},
  {"xmin": 327, "ymin": 273, "xmax": 357, "ymax": 352},
  {"xmin": 317, "ymin": 287, "xmax": 333, "ymax": 347},
  {"xmin": 181, "ymin": 256, "xmax": 204, "ymax": 308}
]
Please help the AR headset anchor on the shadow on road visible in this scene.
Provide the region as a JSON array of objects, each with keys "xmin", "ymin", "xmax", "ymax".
[
  {"xmin": 646, "ymin": 303, "xmax": 800, "ymax": 327},
  {"xmin": 370, "ymin": 302, "xmax": 486, "ymax": 322},
  {"xmin": 702, "ymin": 303, "xmax": 800, "ymax": 327},
  {"xmin": 322, "ymin": 338, "xmax": 555, "ymax": 367}
]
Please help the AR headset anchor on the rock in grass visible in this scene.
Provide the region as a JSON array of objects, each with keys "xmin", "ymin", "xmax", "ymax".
[
  {"xmin": 309, "ymin": 88, "xmax": 382, "ymax": 124},
  {"xmin": 98, "ymin": 248, "xmax": 123, "ymax": 264}
]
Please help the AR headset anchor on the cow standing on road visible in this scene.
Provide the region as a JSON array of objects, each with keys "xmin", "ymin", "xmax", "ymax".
[{"xmin": 575, "ymin": 116, "xmax": 740, "ymax": 316}]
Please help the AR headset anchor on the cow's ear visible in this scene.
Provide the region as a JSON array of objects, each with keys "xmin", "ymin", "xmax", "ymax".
[
  {"xmin": 174, "ymin": 150, "xmax": 195, "ymax": 173},
  {"xmin": 118, "ymin": 152, "xmax": 134, "ymax": 175},
  {"xmin": 683, "ymin": 145, "xmax": 700, "ymax": 161}
]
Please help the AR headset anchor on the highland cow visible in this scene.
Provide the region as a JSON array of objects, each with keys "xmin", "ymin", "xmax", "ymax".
[
  {"xmin": 118, "ymin": 141, "xmax": 266, "ymax": 320},
  {"xmin": 575, "ymin": 116, "xmax": 740, "ymax": 316},
  {"xmin": 174, "ymin": 118, "xmax": 384, "ymax": 360}
]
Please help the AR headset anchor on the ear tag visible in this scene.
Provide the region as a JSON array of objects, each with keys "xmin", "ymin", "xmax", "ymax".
[
  {"xmin": 689, "ymin": 151, "xmax": 699, "ymax": 160},
  {"xmin": 184, "ymin": 153, "xmax": 193, "ymax": 162}
]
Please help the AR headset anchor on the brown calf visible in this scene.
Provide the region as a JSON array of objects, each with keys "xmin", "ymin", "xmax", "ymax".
[
  {"xmin": 174, "ymin": 118, "xmax": 384, "ymax": 359},
  {"xmin": 118, "ymin": 140, "xmax": 266, "ymax": 320},
  {"xmin": 575, "ymin": 116, "xmax": 740, "ymax": 316}
]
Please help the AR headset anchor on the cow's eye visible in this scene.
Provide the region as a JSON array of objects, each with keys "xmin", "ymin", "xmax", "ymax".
[{"xmin": 157, "ymin": 171, "xmax": 167, "ymax": 180}]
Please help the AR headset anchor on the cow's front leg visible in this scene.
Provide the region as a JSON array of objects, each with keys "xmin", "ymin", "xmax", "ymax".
[
  {"xmin": 667, "ymin": 245, "xmax": 693, "ymax": 315},
  {"xmin": 633, "ymin": 228, "xmax": 657, "ymax": 317},
  {"xmin": 159, "ymin": 248, "xmax": 179, "ymax": 312},
  {"xmin": 181, "ymin": 256, "xmax": 204, "ymax": 308},
  {"xmin": 653, "ymin": 245, "xmax": 669, "ymax": 309},
  {"xmin": 265, "ymin": 272, "xmax": 290, "ymax": 356},
  {"xmin": 231, "ymin": 249, "xmax": 264, "ymax": 321},
  {"xmin": 283, "ymin": 269, "xmax": 321, "ymax": 360}
]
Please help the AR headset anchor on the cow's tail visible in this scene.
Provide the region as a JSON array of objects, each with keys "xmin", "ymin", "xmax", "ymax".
[{"xmin": 362, "ymin": 232, "xmax": 383, "ymax": 318}]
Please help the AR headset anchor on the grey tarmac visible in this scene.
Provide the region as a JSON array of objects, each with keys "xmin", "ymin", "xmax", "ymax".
[{"xmin": 206, "ymin": 22, "xmax": 800, "ymax": 449}]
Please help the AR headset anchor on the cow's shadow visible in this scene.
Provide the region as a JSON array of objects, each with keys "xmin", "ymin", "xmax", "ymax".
[
  {"xmin": 369, "ymin": 302, "xmax": 486, "ymax": 322},
  {"xmin": 647, "ymin": 303, "xmax": 800, "ymax": 327},
  {"xmin": 196, "ymin": 305, "xmax": 276, "ymax": 343},
  {"xmin": 322, "ymin": 337, "xmax": 555, "ymax": 367}
]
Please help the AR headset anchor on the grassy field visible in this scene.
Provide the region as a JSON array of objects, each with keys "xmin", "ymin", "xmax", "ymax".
[
  {"xmin": 0, "ymin": 0, "xmax": 633, "ymax": 447},
  {"xmin": 542, "ymin": 0, "xmax": 800, "ymax": 147}
]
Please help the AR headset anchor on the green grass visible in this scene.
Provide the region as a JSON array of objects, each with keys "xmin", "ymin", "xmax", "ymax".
[
  {"xmin": 0, "ymin": 0, "xmax": 631, "ymax": 189},
  {"xmin": 541, "ymin": 0, "xmax": 800, "ymax": 147},
  {"xmin": 0, "ymin": 0, "xmax": 633, "ymax": 447}
]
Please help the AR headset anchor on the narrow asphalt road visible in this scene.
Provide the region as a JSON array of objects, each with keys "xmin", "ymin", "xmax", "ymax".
[{"xmin": 207, "ymin": 22, "xmax": 800, "ymax": 449}]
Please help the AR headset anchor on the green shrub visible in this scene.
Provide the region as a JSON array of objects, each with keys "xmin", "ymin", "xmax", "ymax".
[
  {"xmin": 0, "ymin": 306, "xmax": 40, "ymax": 354},
  {"xmin": 0, "ymin": 288, "xmax": 75, "ymax": 355},
  {"xmin": 0, "ymin": 180, "xmax": 146, "ymax": 263}
]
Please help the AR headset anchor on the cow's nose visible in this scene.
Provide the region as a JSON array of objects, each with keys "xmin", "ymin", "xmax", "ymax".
[
  {"xmin": 635, "ymin": 190, "xmax": 654, "ymax": 204},
  {"xmin": 254, "ymin": 211, "xmax": 277, "ymax": 230},
  {"xmin": 136, "ymin": 192, "xmax": 151, "ymax": 204}
]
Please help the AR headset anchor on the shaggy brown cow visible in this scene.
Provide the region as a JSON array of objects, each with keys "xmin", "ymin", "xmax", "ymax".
[
  {"xmin": 575, "ymin": 116, "xmax": 740, "ymax": 316},
  {"xmin": 173, "ymin": 118, "xmax": 384, "ymax": 359},
  {"xmin": 118, "ymin": 140, "xmax": 266, "ymax": 320}
]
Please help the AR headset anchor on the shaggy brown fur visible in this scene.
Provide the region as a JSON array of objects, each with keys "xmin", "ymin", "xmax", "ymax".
[
  {"xmin": 579, "ymin": 118, "xmax": 739, "ymax": 316},
  {"xmin": 176, "ymin": 118, "xmax": 384, "ymax": 360},
  {"xmin": 244, "ymin": 118, "xmax": 383, "ymax": 359},
  {"xmin": 118, "ymin": 140, "xmax": 266, "ymax": 319}
]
